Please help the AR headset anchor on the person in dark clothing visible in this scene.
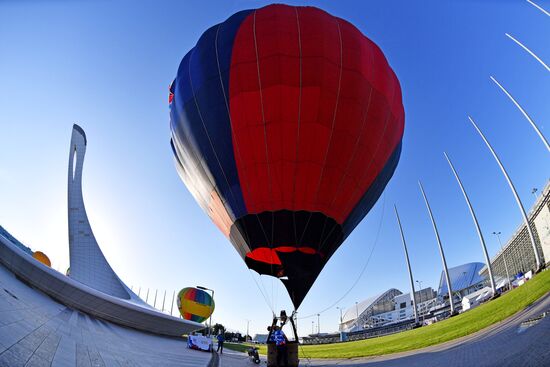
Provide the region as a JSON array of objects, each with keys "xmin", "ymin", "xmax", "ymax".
[
  {"xmin": 216, "ymin": 333, "xmax": 224, "ymax": 353},
  {"xmin": 270, "ymin": 326, "xmax": 288, "ymax": 367}
]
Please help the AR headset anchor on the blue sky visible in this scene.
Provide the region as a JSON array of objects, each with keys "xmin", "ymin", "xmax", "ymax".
[{"xmin": 0, "ymin": 0, "xmax": 548, "ymax": 337}]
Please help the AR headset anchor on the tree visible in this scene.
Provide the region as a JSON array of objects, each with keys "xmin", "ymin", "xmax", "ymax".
[{"xmin": 212, "ymin": 323, "xmax": 225, "ymax": 336}]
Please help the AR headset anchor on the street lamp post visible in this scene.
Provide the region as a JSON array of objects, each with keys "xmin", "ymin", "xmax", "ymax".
[
  {"xmin": 469, "ymin": 116, "xmax": 542, "ymax": 271},
  {"xmin": 317, "ymin": 314, "xmax": 321, "ymax": 335},
  {"xmin": 416, "ymin": 280, "xmax": 424, "ymax": 321},
  {"xmin": 419, "ymin": 181, "xmax": 455, "ymax": 315},
  {"xmin": 197, "ymin": 286, "xmax": 215, "ymax": 338},
  {"xmin": 336, "ymin": 306, "xmax": 345, "ymax": 341},
  {"xmin": 493, "ymin": 232, "xmax": 512, "ymax": 291},
  {"xmin": 245, "ymin": 319, "xmax": 250, "ymax": 342},
  {"xmin": 336, "ymin": 307, "xmax": 344, "ymax": 324},
  {"xmin": 311, "ymin": 321, "xmax": 314, "ymax": 335},
  {"xmin": 355, "ymin": 301, "xmax": 359, "ymax": 331},
  {"xmin": 444, "ymin": 152, "xmax": 497, "ymax": 296}
]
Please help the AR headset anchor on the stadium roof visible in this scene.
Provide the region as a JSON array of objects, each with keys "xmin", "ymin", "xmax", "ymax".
[
  {"xmin": 438, "ymin": 262, "xmax": 486, "ymax": 296},
  {"xmin": 341, "ymin": 288, "xmax": 402, "ymax": 324}
]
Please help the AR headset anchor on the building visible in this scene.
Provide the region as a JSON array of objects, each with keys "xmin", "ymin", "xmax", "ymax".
[
  {"xmin": 480, "ymin": 180, "xmax": 550, "ymax": 280},
  {"xmin": 0, "ymin": 225, "xmax": 32, "ymax": 255},
  {"xmin": 438, "ymin": 262, "xmax": 487, "ymax": 300},
  {"xmin": 462, "ymin": 287, "xmax": 493, "ymax": 311},
  {"xmin": 253, "ymin": 334, "xmax": 269, "ymax": 344},
  {"xmin": 339, "ymin": 287, "xmax": 437, "ymax": 332}
]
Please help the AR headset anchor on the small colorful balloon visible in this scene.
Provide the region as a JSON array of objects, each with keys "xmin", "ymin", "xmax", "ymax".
[{"xmin": 177, "ymin": 287, "xmax": 215, "ymax": 323}]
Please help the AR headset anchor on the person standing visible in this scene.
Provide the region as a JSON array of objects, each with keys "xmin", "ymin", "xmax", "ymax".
[
  {"xmin": 271, "ymin": 326, "xmax": 288, "ymax": 367},
  {"xmin": 216, "ymin": 332, "xmax": 225, "ymax": 354}
]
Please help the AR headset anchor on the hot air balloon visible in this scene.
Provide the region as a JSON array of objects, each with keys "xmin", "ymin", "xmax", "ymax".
[
  {"xmin": 33, "ymin": 251, "xmax": 51, "ymax": 267},
  {"xmin": 170, "ymin": 4, "xmax": 404, "ymax": 308},
  {"xmin": 177, "ymin": 287, "xmax": 215, "ymax": 323}
]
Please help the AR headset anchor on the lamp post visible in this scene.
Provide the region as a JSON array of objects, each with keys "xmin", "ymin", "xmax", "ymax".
[
  {"xmin": 245, "ymin": 319, "xmax": 250, "ymax": 342},
  {"xmin": 493, "ymin": 232, "xmax": 512, "ymax": 291},
  {"xmin": 311, "ymin": 321, "xmax": 314, "ymax": 335},
  {"xmin": 317, "ymin": 314, "xmax": 320, "ymax": 335},
  {"xmin": 336, "ymin": 306, "xmax": 345, "ymax": 341},
  {"xmin": 197, "ymin": 286, "xmax": 214, "ymax": 338},
  {"xmin": 416, "ymin": 280, "xmax": 423, "ymax": 321},
  {"xmin": 336, "ymin": 307, "xmax": 344, "ymax": 324},
  {"xmin": 355, "ymin": 301, "xmax": 359, "ymax": 331},
  {"xmin": 469, "ymin": 116, "xmax": 541, "ymax": 271},
  {"xmin": 444, "ymin": 152, "xmax": 497, "ymax": 296}
]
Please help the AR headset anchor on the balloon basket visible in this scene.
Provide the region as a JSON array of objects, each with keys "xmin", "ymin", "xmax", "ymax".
[
  {"xmin": 266, "ymin": 310, "xmax": 300, "ymax": 367},
  {"xmin": 267, "ymin": 342, "xmax": 299, "ymax": 367}
]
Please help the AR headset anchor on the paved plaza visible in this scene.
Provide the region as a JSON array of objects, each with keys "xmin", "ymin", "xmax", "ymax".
[{"xmin": 0, "ymin": 264, "xmax": 211, "ymax": 367}]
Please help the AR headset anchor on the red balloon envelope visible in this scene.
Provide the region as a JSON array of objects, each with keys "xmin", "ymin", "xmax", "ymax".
[{"xmin": 169, "ymin": 4, "xmax": 404, "ymax": 308}]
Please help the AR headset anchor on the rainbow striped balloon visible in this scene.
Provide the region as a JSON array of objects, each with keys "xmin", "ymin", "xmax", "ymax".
[{"xmin": 177, "ymin": 287, "xmax": 215, "ymax": 323}]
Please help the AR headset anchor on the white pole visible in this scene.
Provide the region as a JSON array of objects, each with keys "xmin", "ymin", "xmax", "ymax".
[
  {"xmin": 394, "ymin": 205, "xmax": 419, "ymax": 324},
  {"xmin": 418, "ymin": 181, "xmax": 455, "ymax": 315},
  {"xmin": 468, "ymin": 116, "xmax": 542, "ymax": 270},
  {"xmin": 171, "ymin": 290, "xmax": 176, "ymax": 316},
  {"xmin": 505, "ymin": 33, "xmax": 550, "ymax": 72},
  {"xmin": 444, "ymin": 152, "xmax": 497, "ymax": 295},
  {"xmin": 526, "ymin": 0, "xmax": 550, "ymax": 17},
  {"xmin": 490, "ymin": 76, "xmax": 549, "ymax": 152}
]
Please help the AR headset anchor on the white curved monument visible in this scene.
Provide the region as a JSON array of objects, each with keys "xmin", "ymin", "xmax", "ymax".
[
  {"xmin": 0, "ymin": 124, "xmax": 203, "ymax": 337},
  {"xmin": 67, "ymin": 125, "xmax": 139, "ymax": 301}
]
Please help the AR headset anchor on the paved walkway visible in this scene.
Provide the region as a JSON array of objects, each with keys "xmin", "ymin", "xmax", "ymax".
[
  {"xmin": 219, "ymin": 292, "xmax": 550, "ymax": 367},
  {"xmin": 0, "ymin": 264, "xmax": 212, "ymax": 367}
]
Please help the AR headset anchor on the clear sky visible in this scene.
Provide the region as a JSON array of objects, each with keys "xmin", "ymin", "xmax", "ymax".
[{"xmin": 1, "ymin": 0, "xmax": 548, "ymax": 337}]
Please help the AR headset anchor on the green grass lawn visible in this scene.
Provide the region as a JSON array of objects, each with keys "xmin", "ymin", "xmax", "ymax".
[{"xmin": 226, "ymin": 269, "xmax": 550, "ymax": 358}]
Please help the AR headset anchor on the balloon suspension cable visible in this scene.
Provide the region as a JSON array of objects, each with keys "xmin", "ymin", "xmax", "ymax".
[
  {"xmin": 298, "ymin": 192, "xmax": 386, "ymax": 320},
  {"xmin": 247, "ymin": 268, "xmax": 276, "ymax": 315}
]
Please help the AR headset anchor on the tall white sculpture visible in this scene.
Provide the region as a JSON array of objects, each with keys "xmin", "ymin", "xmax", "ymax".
[{"xmin": 68, "ymin": 124, "xmax": 141, "ymax": 301}]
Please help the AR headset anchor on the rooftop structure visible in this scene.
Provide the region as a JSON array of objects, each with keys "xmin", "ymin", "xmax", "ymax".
[
  {"xmin": 340, "ymin": 287, "xmax": 437, "ymax": 332},
  {"xmin": 438, "ymin": 262, "xmax": 487, "ymax": 299}
]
